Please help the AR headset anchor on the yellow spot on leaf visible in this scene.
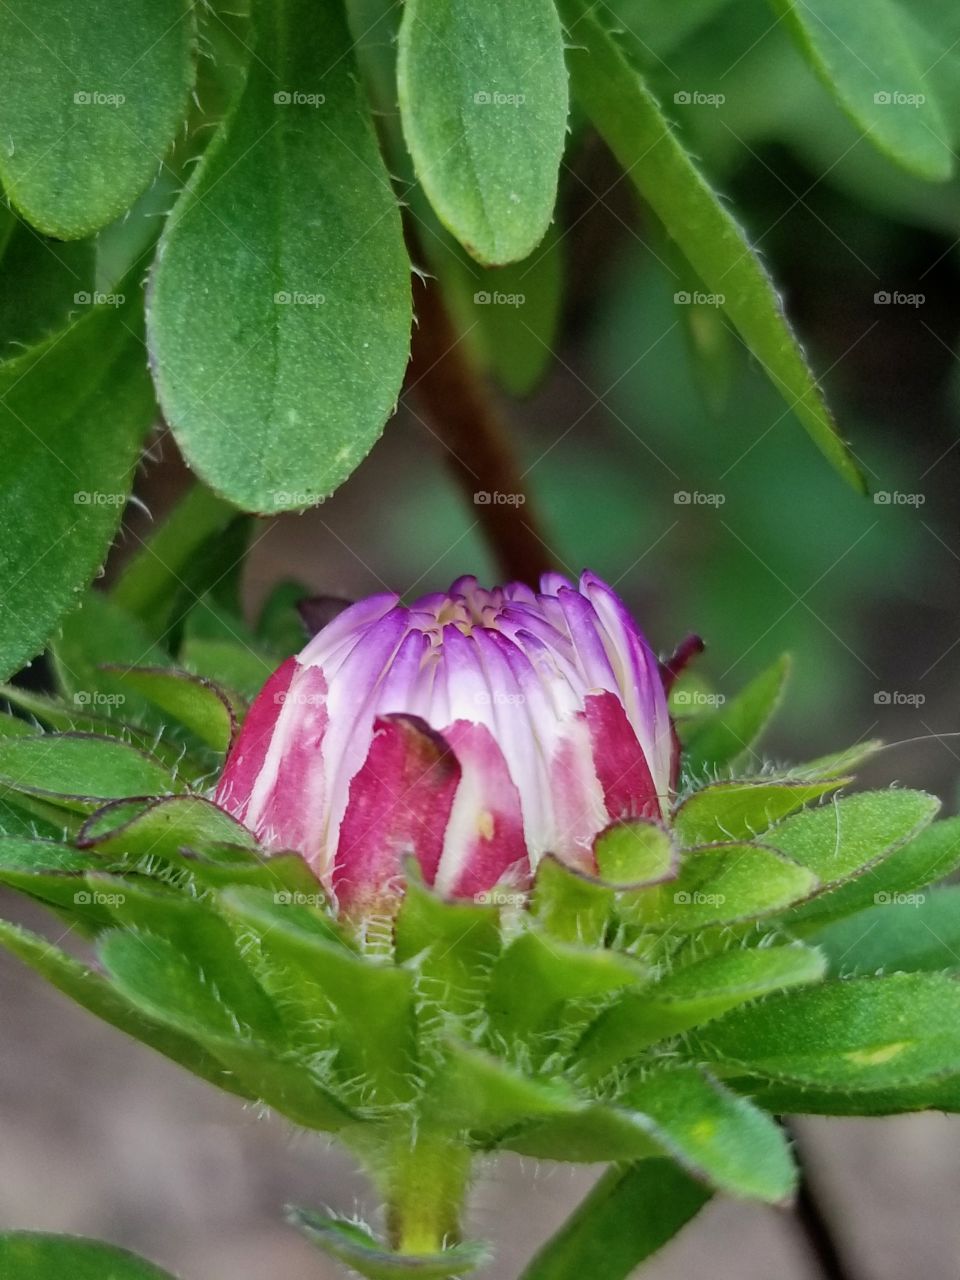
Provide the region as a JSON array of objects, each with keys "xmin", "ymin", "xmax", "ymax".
[{"xmin": 844, "ymin": 1041, "xmax": 909, "ymax": 1067}]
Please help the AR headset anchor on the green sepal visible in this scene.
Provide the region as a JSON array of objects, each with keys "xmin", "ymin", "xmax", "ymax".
[
  {"xmin": 790, "ymin": 813, "xmax": 960, "ymax": 927},
  {"xmin": 594, "ymin": 819, "xmax": 677, "ymax": 884},
  {"xmin": 77, "ymin": 794, "xmax": 257, "ymax": 859},
  {"xmin": 214, "ymin": 887, "xmax": 417, "ymax": 1105},
  {"xmin": 673, "ymin": 779, "xmax": 844, "ymax": 844},
  {"xmin": 485, "ymin": 929, "xmax": 649, "ymax": 1064},
  {"xmin": 576, "ymin": 942, "xmax": 826, "ymax": 1078},
  {"xmin": 619, "ymin": 842, "xmax": 818, "ymax": 932},
  {"xmin": 101, "ymin": 665, "xmax": 241, "ymax": 752},
  {"xmin": 396, "ymin": 867, "xmax": 502, "ymax": 1022},
  {"xmin": 679, "ymin": 654, "xmax": 791, "ymax": 776},
  {"xmin": 767, "ymin": 789, "xmax": 940, "ymax": 897}
]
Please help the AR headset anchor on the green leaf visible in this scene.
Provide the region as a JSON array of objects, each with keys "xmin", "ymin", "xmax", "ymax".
[
  {"xmin": 812, "ymin": 885, "xmax": 960, "ymax": 976},
  {"xmin": 77, "ymin": 793, "xmax": 257, "ymax": 859},
  {"xmin": 770, "ymin": 0, "xmax": 952, "ymax": 182},
  {"xmin": 680, "ymin": 655, "xmax": 791, "ymax": 775},
  {"xmin": 397, "ymin": 0, "xmax": 568, "ymax": 265},
  {"xmin": 531, "ymin": 855, "xmax": 616, "ymax": 947},
  {"xmin": 112, "ymin": 484, "xmax": 238, "ymax": 633},
  {"xmin": 255, "ymin": 579, "xmax": 312, "ymax": 656},
  {"xmin": 0, "ymin": 918, "xmax": 253, "ymax": 1098},
  {"xmin": 791, "ymin": 813, "xmax": 960, "ymax": 926},
  {"xmin": 595, "ymin": 819, "xmax": 677, "ymax": 883},
  {"xmin": 103, "ymin": 666, "xmax": 239, "ymax": 752},
  {"xmin": 730, "ymin": 1072, "xmax": 960, "ymax": 1117},
  {"xmin": 0, "ymin": 1233, "xmax": 178, "ymax": 1280},
  {"xmin": 0, "ymin": 733, "xmax": 179, "ymax": 809},
  {"xmin": 673, "ymin": 779, "xmax": 843, "ymax": 844},
  {"xmin": 509, "ymin": 1065, "xmax": 796, "ymax": 1203},
  {"xmin": 0, "ymin": 834, "xmax": 111, "ymax": 925},
  {"xmin": 215, "ymin": 887, "xmax": 417, "ymax": 1104},
  {"xmin": 577, "ymin": 942, "xmax": 826, "ymax": 1076},
  {"xmin": 395, "ymin": 869, "xmax": 502, "ymax": 1021},
  {"xmin": 519, "ymin": 1160, "xmax": 709, "ymax": 1280},
  {"xmin": 431, "ymin": 1040, "xmax": 582, "ymax": 1134},
  {"xmin": 557, "ymin": 0, "xmax": 865, "ymax": 491},
  {"xmin": 148, "ymin": 0, "xmax": 412, "ymax": 514},
  {"xmin": 98, "ymin": 927, "xmax": 351, "ymax": 1129},
  {"xmin": 0, "ymin": 219, "xmax": 95, "ymax": 353},
  {"xmin": 95, "ymin": 883, "xmax": 285, "ymax": 1037},
  {"xmin": 621, "ymin": 843, "xmax": 817, "ymax": 931},
  {"xmin": 769, "ymin": 789, "xmax": 940, "ymax": 900},
  {"xmin": 485, "ymin": 929, "xmax": 648, "ymax": 1062},
  {"xmin": 0, "ymin": 0, "xmax": 196, "ymax": 238},
  {"xmin": 0, "ymin": 297, "xmax": 155, "ymax": 682},
  {"xmin": 291, "ymin": 1210, "xmax": 490, "ymax": 1280},
  {"xmin": 698, "ymin": 973, "xmax": 960, "ymax": 1090}
]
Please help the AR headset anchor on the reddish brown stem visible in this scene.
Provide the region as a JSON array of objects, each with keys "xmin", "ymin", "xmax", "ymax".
[{"xmin": 405, "ymin": 274, "xmax": 553, "ymax": 586}]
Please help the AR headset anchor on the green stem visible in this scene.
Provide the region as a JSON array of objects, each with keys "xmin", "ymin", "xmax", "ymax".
[{"xmin": 354, "ymin": 1127, "xmax": 472, "ymax": 1255}]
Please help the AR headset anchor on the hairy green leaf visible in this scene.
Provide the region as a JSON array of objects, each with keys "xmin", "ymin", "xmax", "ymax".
[
  {"xmin": 0, "ymin": 0, "xmax": 196, "ymax": 237},
  {"xmin": 148, "ymin": 0, "xmax": 411, "ymax": 514},
  {"xmin": 398, "ymin": 0, "xmax": 568, "ymax": 265},
  {"xmin": 0, "ymin": 1233, "xmax": 178, "ymax": 1280},
  {"xmin": 0, "ymin": 298, "xmax": 155, "ymax": 683}
]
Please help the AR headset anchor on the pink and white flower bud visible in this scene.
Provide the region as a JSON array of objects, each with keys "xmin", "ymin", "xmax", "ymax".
[{"xmin": 215, "ymin": 573, "xmax": 678, "ymax": 911}]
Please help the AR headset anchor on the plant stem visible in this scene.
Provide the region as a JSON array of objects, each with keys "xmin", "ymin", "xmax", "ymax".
[
  {"xmin": 351, "ymin": 1126, "xmax": 471, "ymax": 1256},
  {"xmin": 385, "ymin": 1131, "xmax": 470, "ymax": 1254},
  {"xmin": 405, "ymin": 274, "xmax": 553, "ymax": 586}
]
